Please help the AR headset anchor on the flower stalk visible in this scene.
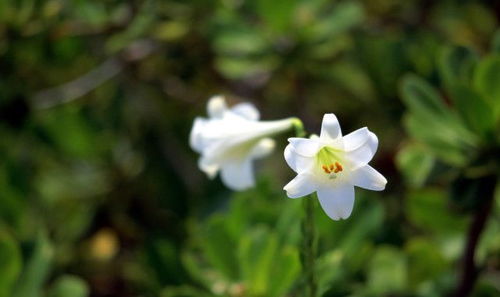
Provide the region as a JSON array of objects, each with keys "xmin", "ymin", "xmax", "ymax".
[
  {"xmin": 293, "ymin": 118, "xmax": 317, "ymax": 297},
  {"xmin": 302, "ymin": 194, "xmax": 317, "ymax": 297}
]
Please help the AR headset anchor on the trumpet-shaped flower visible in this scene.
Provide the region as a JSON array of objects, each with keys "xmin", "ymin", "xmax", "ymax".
[
  {"xmin": 190, "ymin": 96, "xmax": 295, "ymax": 191},
  {"xmin": 283, "ymin": 114, "xmax": 387, "ymax": 220}
]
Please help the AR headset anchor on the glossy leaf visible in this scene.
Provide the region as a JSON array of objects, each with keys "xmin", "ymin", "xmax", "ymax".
[
  {"xmin": 491, "ymin": 29, "xmax": 500, "ymax": 53},
  {"xmin": 407, "ymin": 189, "xmax": 467, "ymax": 234},
  {"xmin": 267, "ymin": 246, "xmax": 300, "ymax": 297},
  {"xmin": 238, "ymin": 228, "xmax": 278, "ymax": 296},
  {"xmin": 367, "ymin": 246, "xmax": 407, "ymax": 294},
  {"xmin": 0, "ymin": 228, "xmax": 21, "ymax": 297},
  {"xmin": 396, "ymin": 143, "xmax": 435, "ymax": 188},
  {"xmin": 255, "ymin": 0, "xmax": 297, "ymax": 33},
  {"xmin": 473, "ymin": 55, "xmax": 500, "ymax": 116},
  {"xmin": 401, "ymin": 74, "xmax": 451, "ymax": 118},
  {"xmin": 405, "ymin": 238, "xmax": 447, "ymax": 288},
  {"xmin": 312, "ymin": 1, "xmax": 364, "ymax": 40},
  {"xmin": 449, "ymin": 84, "xmax": 494, "ymax": 139},
  {"xmin": 47, "ymin": 275, "xmax": 89, "ymax": 297},
  {"xmin": 12, "ymin": 232, "xmax": 53, "ymax": 297},
  {"xmin": 201, "ymin": 216, "xmax": 239, "ymax": 280},
  {"xmin": 438, "ymin": 46, "xmax": 478, "ymax": 89}
]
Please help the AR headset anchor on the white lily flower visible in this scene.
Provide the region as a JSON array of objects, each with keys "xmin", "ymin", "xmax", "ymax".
[
  {"xmin": 283, "ymin": 113, "xmax": 387, "ymax": 220},
  {"xmin": 190, "ymin": 95, "xmax": 295, "ymax": 191}
]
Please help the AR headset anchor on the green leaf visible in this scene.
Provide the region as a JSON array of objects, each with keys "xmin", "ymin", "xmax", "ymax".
[
  {"xmin": 396, "ymin": 142, "xmax": 435, "ymax": 188},
  {"xmin": 316, "ymin": 250, "xmax": 344, "ymax": 296},
  {"xmin": 238, "ymin": 228, "xmax": 278, "ymax": 296},
  {"xmin": 146, "ymin": 238, "xmax": 185, "ymax": 285},
  {"xmin": 0, "ymin": 166, "xmax": 25, "ymax": 228},
  {"xmin": 473, "ymin": 55, "xmax": 500, "ymax": 116},
  {"xmin": 180, "ymin": 252, "xmax": 214, "ymax": 289},
  {"xmin": 105, "ymin": 2, "xmax": 156, "ymax": 53},
  {"xmin": 337, "ymin": 200, "xmax": 383, "ymax": 258},
  {"xmin": 449, "ymin": 84, "xmax": 495, "ymax": 139},
  {"xmin": 12, "ymin": 231, "xmax": 53, "ymax": 297},
  {"xmin": 401, "ymin": 74, "xmax": 478, "ymax": 165},
  {"xmin": 0, "ymin": 228, "xmax": 22, "ymax": 297},
  {"xmin": 401, "ymin": 74, "xmax": 450, "ymax": 118},
  {"xmin": 491, "ymin": 29, "xmax": 500, "ymax": 53},
  {"xmin": 404, "ymin": 115, "xmax": 468, "ymax": 166},
  {"xmin": 311, "ymin": 1, "xmax": 364, "ymax": 40},
  {"xmin": 405, "ymin": 238, "xmax": 447, "ymax": 289},
  {"xmin": 267, "ymin": 246, "xmax": 300, "ymax": 297},
  {"xmin": 214, "ymin": 56, "xmax": 277, "ymax": 79},
  {"xmin": 160, "ymin": 285, "xmax": 216, "ymax": 297},
  {"xmin": 438, "ymin": 46, "xmax": 478, "ymax": 89},
  {"xmin": 201, "ymin": 216, "xmax": 239, "ymax": 280},
  {"xmin": 38, "ymin": 106, "xmax": 100, "ymax": 158},
  {"xmin": 407, "ymin": 188, "xmax": 467, "ymax": 234},
  {"xmin": 213, "ymin": 28, "xmax": 268, "ymax": 56},
  {"xmin": 255, "ymin": 0, "xmax": 297, "ymax": 33},
  {"xmin": 47, "ymin": 275, "xmax": 89, "ymax": 297},
  {"xmin": 367, "ymin": 246, "xmax": 407, "ymax": 294}
]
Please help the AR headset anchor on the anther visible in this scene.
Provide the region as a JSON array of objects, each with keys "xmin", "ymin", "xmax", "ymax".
[{"xmin": 334, "ymin": 162, "xmax": 343, "ymax": 173}]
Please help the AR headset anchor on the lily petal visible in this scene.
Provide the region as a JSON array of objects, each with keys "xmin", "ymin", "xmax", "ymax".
[
  {"xmin": 288, "ymin": 138, "xmax": 320, "ymax": 157},
  {"xmin": 320, "ymin": 113, "xmax": 342, "ymax": 142},
  {"xmin": 189, "ymin": 117, "xmax": 207, "ymax": 153},
  {"xmin": 284, "ymin": 144, "xmax": 313, "ymax": 173},
  {"xmin": 231, "ymin": 102, "xmax": 260, "ymax": 121},
  {"xmin": 283, "ymin": 173, "xmax": 317, "ymax": 198},
  {"xmin": 317, "ymin": 184, "xmax": 355, "ymax": 220},
  {"xmin": 204, "ymin": 119, "xmax": 294, "ymax": 163},
  {"xmin": 251, "ymin": 138, "xmax": 275, "ymax": 159},
  {"xmin": 220, "ymin": 159, "xmax": 254, "ymax": 190},
  {"xmin": 345, "ymin": 132, "xmax": 378, "ymax": 168},
  {"xmin": 350, "ymin": 165, "xmax": 387, "ymax": 191},
  {"xmin": 207, "ymin": 95, "xmax": 227, "ymax": 118},
  {"xmin": 198, "ymin": 156, "xmax": 219, "ymax": 179},
  {"xmin": 343, "ymin": 127, "xmax": 370, "ymax": 151}
]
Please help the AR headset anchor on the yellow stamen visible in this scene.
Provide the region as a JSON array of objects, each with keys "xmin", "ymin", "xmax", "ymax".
[{"xmin": 334, "ymin": 162, "xmax": 343, "ymax": 173}]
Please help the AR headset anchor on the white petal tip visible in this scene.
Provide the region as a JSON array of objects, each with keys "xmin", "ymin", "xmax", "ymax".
[
  {"xmin": 251, "ymin": 138, "xmax": 275, "ymax": 159},
  {"xmin": 374, "ymin": 175, "xmax": 388, "ymax": 191},
  {"xmin": 207, "ymin": 95, "xmax": 227, "ymax": 118},
  {"xmin": 326, "ymin": 211, "xmax": 352, "ymax": 221},
  {"xmin": 283, "ymin": 174, "xmax": 316, "ymax": 198},
  {"xmin": 206, "ymin": 171, "xmax": 217, "ymax": 180},
  {"xmin": 209, "ymin": 94, "xmax": 225, "ymax": 102},
  {"xmin": 283, "ymin": 187, "xmax": 304, "ymax": 199},
  {"xmin": 320, "ymin": 113, "xmax": 342, "ymax": 141},
  {"xmin": 340, "ymin": 213, "xmax": 352, "ymax": 220}
]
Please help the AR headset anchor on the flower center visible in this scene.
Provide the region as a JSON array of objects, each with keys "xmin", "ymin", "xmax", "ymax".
[{"xmin": 316, "ymin": 146, "xmax": 344, "ymax": 180}]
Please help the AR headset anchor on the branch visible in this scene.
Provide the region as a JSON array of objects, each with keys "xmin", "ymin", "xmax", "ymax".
[
  {"xmin": 452, "ymin": 175, "xmax": 497, "ymax": 297},
  {"xmin": 31, "ymin": 39, "xmax": 158, "ymax": 109}
]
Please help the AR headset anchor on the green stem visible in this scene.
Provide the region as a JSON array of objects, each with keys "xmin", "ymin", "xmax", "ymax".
[
  {"xmin": 291, "ymin": 117, "xmax": 306, "ymax": 138},
  {"xmin": 292, "ymin": 118, "xmax": 317, "ymax": 297},
  {"xmin": 302, "ymin": 196, "xmax": 317, "ymax": 297}
]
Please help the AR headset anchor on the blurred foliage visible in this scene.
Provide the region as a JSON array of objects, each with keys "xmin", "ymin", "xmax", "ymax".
[{"xmin": 0, "ymin": 0, "xmax": 499, "ymax": 296}]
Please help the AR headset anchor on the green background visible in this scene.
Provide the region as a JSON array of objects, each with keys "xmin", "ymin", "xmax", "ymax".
[{"xmin": 0, "ymin": 0, "xmax": 499, "ymax": 296}]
